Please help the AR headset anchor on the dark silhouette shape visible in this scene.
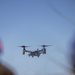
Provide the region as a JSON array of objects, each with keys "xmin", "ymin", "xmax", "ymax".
[
  {"xmin": 0, "ymin": 61, "xmax": 16, "ymax": 75},
  {"xmin": 18, "ymin": 45, "xmax": 52, "ymax": 57}
]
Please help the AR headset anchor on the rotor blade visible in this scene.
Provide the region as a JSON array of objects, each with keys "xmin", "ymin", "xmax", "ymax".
[
  {"xmin": 38, "ymin": 45, "xmax": 52, "ymax": 47},
  {"xmin": 17, "ymin": 45, "xmax": 30, "ymax": 48}
]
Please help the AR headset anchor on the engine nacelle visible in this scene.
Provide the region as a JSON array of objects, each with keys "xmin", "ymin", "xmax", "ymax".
[
  {"xmin": 23, "ymin": 50, "xmax": 25, "ymax": 55},
  {"xmin": 43, "ymin": 48, "xmax": 46, "ymax": 54}
]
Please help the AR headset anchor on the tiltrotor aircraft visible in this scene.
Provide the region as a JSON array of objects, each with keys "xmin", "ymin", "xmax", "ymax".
[{"xmin": 18, "ymin": 45, "xmax": 52, "ymax": 57}]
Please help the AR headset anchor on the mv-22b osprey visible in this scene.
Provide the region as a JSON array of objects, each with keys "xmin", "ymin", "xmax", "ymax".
[{"xmin": 18, "ymin": 45, "xmax": 52, "ymax": 57}]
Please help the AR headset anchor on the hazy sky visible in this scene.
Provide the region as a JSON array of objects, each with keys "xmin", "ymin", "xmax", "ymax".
[{"xmin": 0, "ymin": 0, "xmax": 75, "ymax": 75}]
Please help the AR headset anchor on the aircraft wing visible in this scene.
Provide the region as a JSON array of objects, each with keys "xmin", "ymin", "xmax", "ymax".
[
  {"xmin": 38, "ymin": 50, "xmax": 43, "ymax": 54},
  {"xmin": 25, "ymin": 50, "xmax": 35, "ymax": 53},
  {"xmin": 26, "ymin": 49, "xmax": 43, "ymax": 54}
]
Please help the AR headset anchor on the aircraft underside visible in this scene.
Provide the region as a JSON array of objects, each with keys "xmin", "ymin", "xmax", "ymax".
[{"xmin": 28, "ymin": 53, "xmax": 40, "ymax": 57}]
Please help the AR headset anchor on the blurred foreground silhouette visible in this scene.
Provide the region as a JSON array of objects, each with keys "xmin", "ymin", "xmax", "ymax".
[
  {"xmin": 0, "ymin": 61, "xmax": 16, "ymax": 75},
  {"xmin": 69, "ymin": 33, "xmax": 75, "ymax": 75},
  {"xmin": 0, "ymin": 38, "xmax": 17, "ymax": 75}
]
